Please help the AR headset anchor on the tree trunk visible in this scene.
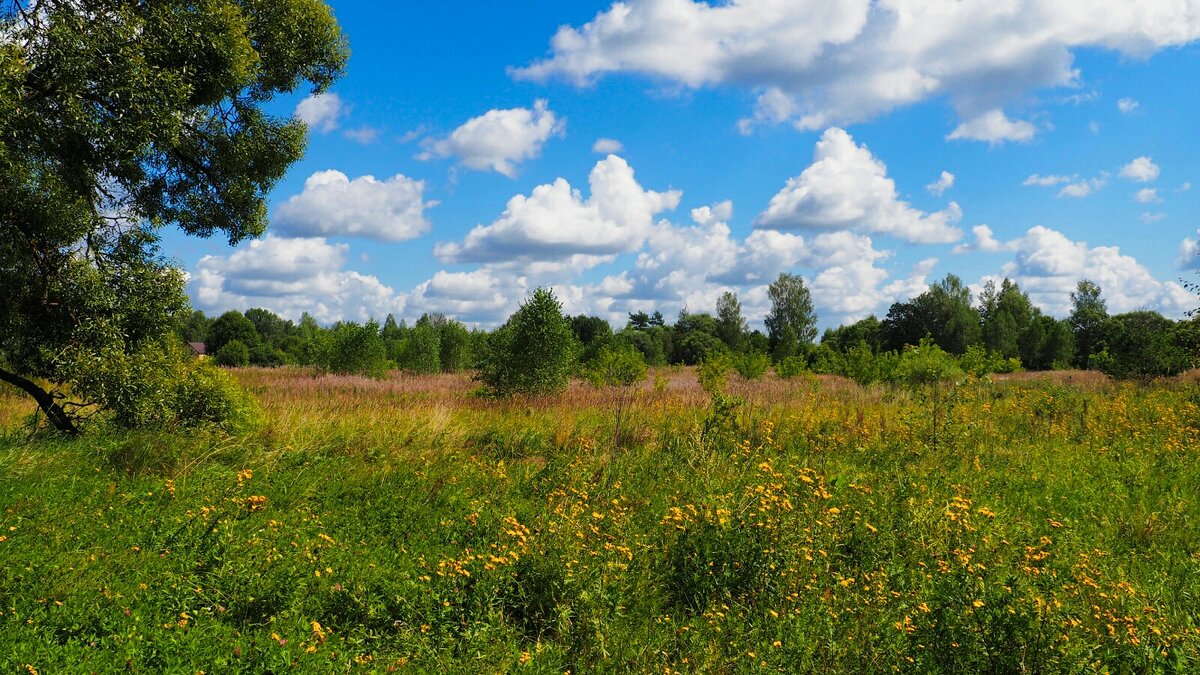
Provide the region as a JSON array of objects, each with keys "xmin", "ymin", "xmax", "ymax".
[{"xmin": 0, "ymin": 368, "xmax": 80, "ymax": 435}]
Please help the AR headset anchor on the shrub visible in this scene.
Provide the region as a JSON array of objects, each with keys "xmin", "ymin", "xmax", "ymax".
[
  {"xmin": 59, "ymin": 339, "xmax": 258, "ymax": 431},
  {"xmin": 774, "ymin": 355, "xmax": 808, "ymax": 379},
  {"xmin": 676, "ymin": 331, "xmax": 727, "ymax": 366},
  {"xmin": 398, "ymin": 324, "xmax": 441, "ymax": 374},
  {"xmin": 732, "ymin": 350, "xmax": 770, "ymax": 380},
  {"xmin": 477, "ymin": 288, "xmax": 576, "ymax": 398},
  {"xmin": 585, "ymin": 344, "xmax": 648, "ymax": 388},
  {"xmin": 317, "ymin": 321, "xmax": 389, "ymax": 378},
  {"xmin": 439, "ymin": 320, "xmax": 473, "ymax": 372},
  {"xmin": 170, "ymin": 361, "xmax": 260, "ymax": 432},
  {"xmin": 697, "ymin": 351, "xmax": 733, "ymax": 396},
  {"xmin": 214, "ymin": 339, "xmax": 250, "ymax": 367}
]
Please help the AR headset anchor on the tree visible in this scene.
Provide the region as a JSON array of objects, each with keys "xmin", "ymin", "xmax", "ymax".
[
  {"xmin": 1068, "ymin": 280, "xmax": 1107, "ymax": 369},
  {"xmin": 381, "ymin": 314, "xmax": 406, "ymax": 341},
  {"xmin": 0, "ymin": 0, "xmax": 347, "ymax": 432},
  {"xmin": 398, "ymin": 323, "xmax": 441, "ymax": 374},
  {"xmin": 214, "ymin": 340, "xmax": 250, "ymax": 367},
  {"xmin": 207, "ymin": 310, "xmax": 259, "ymax": 354},
  {"xmin": 317, "ymin": 321, "xmax": 389, "ymax": 379},
  {"xmin": 438, "ymin": 320, "xmax": 472, "ymax": 372},
  {"xmin": 764, "ymin": 273, "xmax": 817, "ymax": 353},
  {"xmin": 715, "ymin": 291, "xmax": 748, "ymax": 350},
  {"xmin": 881, "ymin": 275, "xmax": 979, "ymax": 354},
  {"xmin": 477, "ymin": 288, "xmax": 577, "ymax": 397},
  {"xmin": 979, "ymin": 279, "xmax": 1036, "ymax": 360}
]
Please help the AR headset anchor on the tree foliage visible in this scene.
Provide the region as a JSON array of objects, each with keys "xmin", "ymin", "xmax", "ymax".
[
  {"xmin": 477, "ymin": 288, "xmax": 576, "ymax": 398},
  {"xmin": 764, "ymin": 273, "xmax": 817, "ymax": 351},
  {"xmin": 0, "ymin": 0, "xmax": 347, "ymax": 432}
]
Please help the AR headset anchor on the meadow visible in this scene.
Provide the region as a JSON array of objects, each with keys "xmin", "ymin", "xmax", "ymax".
[{"xmin": 1, "ymin": 368, "xmax": 1199, "ymax": 673}]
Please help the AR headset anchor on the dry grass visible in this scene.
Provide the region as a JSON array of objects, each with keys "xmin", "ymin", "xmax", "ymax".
[{"xmin": 992, "ymin": 368, "xmax": 1111, "ymax": 389}]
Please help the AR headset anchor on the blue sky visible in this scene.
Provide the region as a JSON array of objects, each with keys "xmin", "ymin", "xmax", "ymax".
[{"xmin": 175, "ymin": 0, "xmax": 1200, "ymax": 329}]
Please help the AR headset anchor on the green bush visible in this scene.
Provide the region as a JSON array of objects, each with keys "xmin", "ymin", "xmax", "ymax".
[
  {"xmin": 676, "ymin": 331, "xmax": 727, "ymax": 366},
  {"xmin": 732, "ymin": 350, "xmax": 770, "ymax": 380},
  {"xmin": 477, "ymin": 288, "xmax": 577, "ymax": 398},
  {"xmin": 316, "ymin": 321, "xmax": 389, "ymax": 378},
  {"xmin": 697, "ymin": 352, "xmax": 733, "ymax": 396},
  {"xmin": 58, "ymin": 339, "xmax": 258, "ymax": 431},
  {"xmin": 214, "ymin": 339, "xmax": 250, "ymax": 367},
  {"xmin": 585, "ymin": 344, "xmax": 648, "ymax": 388},
  {"xmin": 398, "ymin": 324, "xmax": 441, "ymax": 374},
  {"xmin": 170, "ymin": 361, "xmax": 260, "ymax": 432},
  {"xmin": 775, "ymin": 355, "xmax": 809, "ymax": 379}
]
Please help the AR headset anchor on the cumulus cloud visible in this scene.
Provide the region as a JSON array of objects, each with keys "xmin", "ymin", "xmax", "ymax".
[
  {"xmin": 343, "ymin": 126, "xmax": 381, "ymax": 144},
  {"xmin": 1135, "ymin": 188, "xmax": 1161, "ymax": 203},
  {"xmin": 513, "ymin": 0, "xmax": 1200, "ymax": 139},
  {"xmin": 403, "ymin": 269, "xmax": 518, "ymax": 325},
  {"xmin": 1178, "ymin": 231, "xmax": 1200, "ymax": 270},
  {"xmin": 1024, "ymin": 174, "xmax": 1073, "ymax": 187},
  {"xmin": 1120, "ymin": 156, "xmax": 1160, "ymax": 182},
  {"xmin": 1141, "ymin": 212, "xmax": 1167, "ymax": 225},
  {"xmin": 952, "ymin": 225, "xmax": 1017, "ymax": 254},
  {"xmin": 274, "ymin": 170, "xmax": 435, "ymax": 242},
  {"xmin": 998, "ymin": 226, "xmax": 1192, "ymax": 317},
  {"xmin": 755, "ymin": 128, "xmax": 962, "ymax": 244},
  {"xmin": 926, "ymin": 171, "xmax": 955, "ymax": 196},
  {"xmin": 947, "ymin": 110, "xmax": 1037, "ymax": 144},
  {"xmin": 1117, "ymin": 97, "xmax": 1140, "ymax": 114},
  {"xmin": 434, "ymin": 155, "xmax": 680, "ymax": 267},
  {"xmin": 418, "ymin": 100, "xmax": 565, "ymax": 177},
  {"xmin": 1057, "ymin": 176, "xmax": 1106, "ymax": 198},
  {"xmin": 294, "ymin": 93, "xmax": 344, "ymax": 133},
  {"xmin": 592, "ymin": 138, "xmax": 624, "ymax": 153},
  {"xmin": 190, "ymin": 235, "xmax": 405, "ymax": 323}
]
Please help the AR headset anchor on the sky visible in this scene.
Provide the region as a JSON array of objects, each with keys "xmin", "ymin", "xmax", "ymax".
[{"xmin": 172, "ymin": 0, "xmax": 1200, "ymax": 330}]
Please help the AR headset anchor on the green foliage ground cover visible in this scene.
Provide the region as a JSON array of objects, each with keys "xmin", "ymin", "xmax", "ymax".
[{"xmin": 1, "ymin": 371, "xmax": 1199, "ymax": 672}]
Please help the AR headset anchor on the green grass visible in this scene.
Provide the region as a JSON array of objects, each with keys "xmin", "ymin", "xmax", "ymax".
[{"xmin": 1, "ymin": 370, "xmax": 1199, "ymax": 672}]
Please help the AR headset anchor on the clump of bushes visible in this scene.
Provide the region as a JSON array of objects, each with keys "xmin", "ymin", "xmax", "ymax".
[{"xmin": 477, "ymin": 288, "xmax": 577, "ymax": 398}]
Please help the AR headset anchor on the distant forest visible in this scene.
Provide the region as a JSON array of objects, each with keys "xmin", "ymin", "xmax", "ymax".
[{"xmin": 180, "ymin": 272, "xmax": 1199, "ymax": 383}]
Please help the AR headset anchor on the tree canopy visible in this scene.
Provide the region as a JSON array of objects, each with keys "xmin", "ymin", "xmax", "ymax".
[{"xmin": 0, "ymin": 0, "xmax": 347, "ymax": 432}]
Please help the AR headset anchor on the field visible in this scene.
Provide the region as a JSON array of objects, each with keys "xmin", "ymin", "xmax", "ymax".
[{"xmin": 1, "ymin": 368, "xmax": 1199, "ymax": 673}]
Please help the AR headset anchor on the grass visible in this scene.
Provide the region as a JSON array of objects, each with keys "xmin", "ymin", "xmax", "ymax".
[{"xmin": 1, "ymin": 367, "xmax": 1199, "ymax": 672}]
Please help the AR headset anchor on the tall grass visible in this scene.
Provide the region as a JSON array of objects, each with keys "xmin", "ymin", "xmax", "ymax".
[{"xmin": 1, "ymin": 368, "xmax": 1198, "ymax": 672}]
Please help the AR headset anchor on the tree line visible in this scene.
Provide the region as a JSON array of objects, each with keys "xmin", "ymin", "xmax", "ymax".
[{"xmin": 182, "ymin": 271, "xmax": 1200, "ymax": 389}]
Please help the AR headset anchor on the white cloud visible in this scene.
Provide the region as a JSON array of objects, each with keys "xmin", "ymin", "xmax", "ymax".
[
  {"xmin": 1119, "ymin": 156, "xmax": 1160, "ymax": 182},
  {"xmin": 947, "ymin": 110, "xmax": 1037, "ymax": 144},
  {"xmin": 191, "ymin": 235, "xmax": 405, "ymax": 324},
  {"xmin": 274, "ymin": 170, "xmax": 435, "ymax": 242},
  {"xmin": 513, "ymin": 1, "xmax": 1200, "ymax": 138},
  {"xmin": 1057, "ymin": 176, "xmax": 1106, "ymax": 198},
  {"xmin": 952, "ymin": 224, "xmax": 1017, "ymax": 254},
  {"xmin": 998, "ymin": 225, "xmax": 1192, "ymax": 317},
  {"xmin": 926, "ymin": 171, "xmax": 955, "ymax": 196},
  {"xmin": 1024, "ymin": 174, "xmax": 1074, "ymax": 187},
  {"xmin": 1134, "ymin": 187, "xmax": 1161, "ymax": 203},
  {"xmin": 592, "ymin": 138, "xmax": 625, "ymax": 153},
  {"xmin": 418, "ymin": 100, "xmax": 565, "ymax": 177},
  {"xmin": 343, "ymin": 126, "xmax": 381, "ymax": 144},
  {"xmin": 404, "ymin": 269, "xmax": 519, "ymax": 325},
  {"xmin": 434, "ymin": 155, "xmax": 680, "ymax": 267},
  {"xmin": 755, "ymin": 128, "xmax": 962, "ymax": 244},
  {"xmin": 1117, "ymin": 97, "xmax": 1140, "ymax": 114},
  {"xmin": 1141, "ymin": 212, "xmax": 1167, "ymax": 224},
  {"xmin": 1178, "ymin": 231, "xmax": 1200, "ymax": 270},
  {"xmin": 1182, "ymin": 182, "xmax": 1193, "ymax": 192},
  {"xmin": 294, "ymin": 93, "xmax": 344, "ymax": 133}
]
